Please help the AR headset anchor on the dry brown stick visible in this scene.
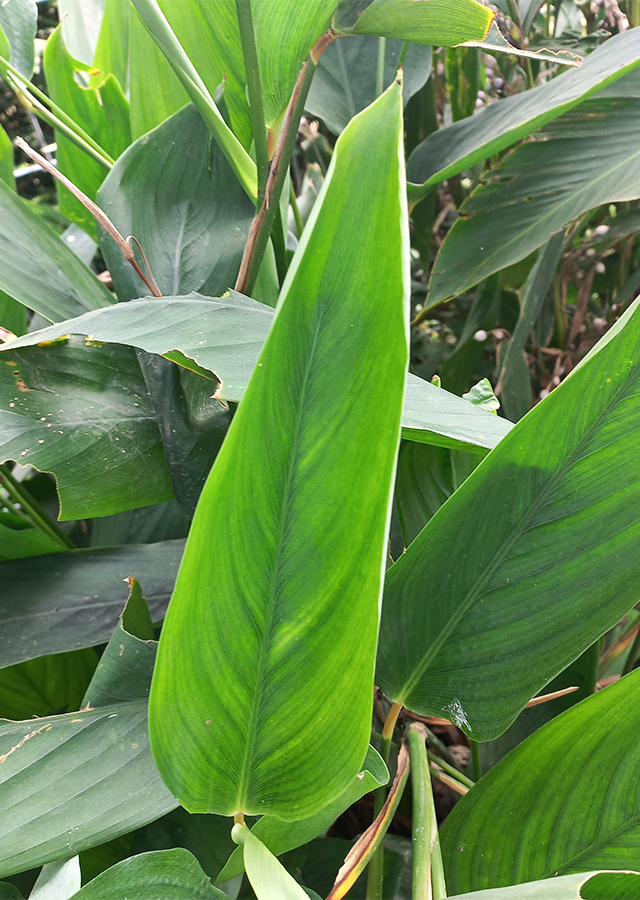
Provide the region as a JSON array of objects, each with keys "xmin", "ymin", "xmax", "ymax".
[{"xmin": 15, "ymin": 137, "xmax": 162, "ymax": 298}]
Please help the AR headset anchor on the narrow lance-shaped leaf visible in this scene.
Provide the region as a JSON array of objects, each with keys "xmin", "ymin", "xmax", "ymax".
[
  {"xmin": 336, "ymin": 0, "xmax": 494, "ymax": 46},
  {"xmin": 149, "ymin": 80, "xmax": 409, "ymax": 820},
  {"xmin": 376, "ymin": 295, "xmax": 640, "ymax": 740}
]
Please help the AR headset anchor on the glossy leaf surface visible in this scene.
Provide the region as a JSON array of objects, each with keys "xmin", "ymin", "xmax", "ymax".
[
  {"xmin": 97, "ymin": 105, "xmax": 253, "ymax": 302},
  {"xmin": 69, "ymin": 850, "xmax": 227, "ymax": 899},
  {"xmin": 427, "ymin": 73, "xmax": 640, "ymax": 306},
  {"xmin": 343, "ymin": 0, "xmax": 493, "ymax": 45},
  {"xmin": 149, "ymin": 82, "xmax": 409, "ymax": 819},
  {"xmin": 0, "ymin": 540, "xmax": 183, "ymax": 667},
  {"xmin": 0, "ymin": 338, "xmax": 173, "ymax": 519},
  {"xmin": 377, "ymin": 297, "xmax": 640, "ymax": 739},
  {"xmin": 442, "ymin": 672, "xmax": 640, "ymax": 892},
  {"xmin": 407, "ymin": 28, "xmax": 640, "ymax": 200},
  {"xmin": 8, "ymin": 296, "xmax": 511, "ymax": 450},
  {"xmin": 0, "ymin": 179, "xmax": 113, "ymax": 322}
]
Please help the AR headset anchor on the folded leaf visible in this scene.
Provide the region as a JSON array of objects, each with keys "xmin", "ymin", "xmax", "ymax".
[
  {"xmin": 377, "ymin": 296, "xmax": 640, "ymax": 739},
  {"xmin": 149, "ymin": 81, "xmax": 409, "ymax": 819}
]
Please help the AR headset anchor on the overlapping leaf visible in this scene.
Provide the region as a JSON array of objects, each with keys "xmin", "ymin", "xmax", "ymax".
[
  {"xmin": 377, "ymin": 296, "xmax": 640, "ymax": 739},
  {"xmin": 0, "ymin": 338, "xmax": 173, "ymax": 519},
  {"xmin": 5, "ymin": 295, "xmax": 512, "ymax": 451},
  {"xmin": 441, "ymin": 671, "xmax": 640, "ymax": 893},
  {"xmin": 148, "ymin": 82, "xmax": 409, "ymax": 820},
  {"xmin": 97, "ymin": 104, "xmax": 253, "ymax": 302},
  {"xmin": 427, "ymin": 70, "xmax": 640, "ymax": 306},
  {"xmin": 336, "ymin": 0, "xmax": 494, "ymax": 45},
  {"xmin": 407, "ymin": 28, "xmax": 640, "ymax": 203}
]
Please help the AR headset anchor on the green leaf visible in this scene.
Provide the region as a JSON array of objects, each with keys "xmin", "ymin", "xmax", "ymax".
[
  {"xmin": 6, "ymin": 296, "xmax": 513, "ymax": 452},
  {"xmin": 57, "ymin": 0, "xmax": 102, "ymax": 64},
  {"xmin": 30, "ymin": 857, "xmax": 80, "ymax": 900},
  {"xmin": 0, "ymin": 540, "xmax": 183, "ymax": 668},
  {"xmin": 0, "ymin": 338, "xmax": 173, "ymax": 520},
  {"xmin": 426, "ymin": 73, "xmax": 640, "ymax": 305},
  {"xmin": 0, "ymin": 178, "xmax": 113, "ymax": 322},
  {"xmin": 216, "ymin": 747, "xmax": 389, "ymax": 882},
  {"xmin": 441, "ymin": 671, "xmax": 640, "ymax": 892},
  {"xmin": 43, "ymin": 26, "xmax": 131, "ymax": 238},
  {"xmin": 232, "ymin": 825, "xmax": 309, "ymax": 900},
  {"xmin": 128, "ymin": 6, "xmax": 189, "ymax": 139},
  {"xmin": 460, "ymin": 18, "xmax": 582, "ymax": 67},
  {"xmin": 97, "ymin": 104, "xmax": 253, "ymax": 302},
  {"xmin": 498, "ymin": 233, "xmax": 565, "ymax": 423},
  {"xmin": 93, "ymin": 0, "xmax": 130, "ymax": 92},
  {"xmin": 340, "ymin": 0, "xmax": 494, "ymax": 45},
  {"xmin": 0, "ymin": 649, "xmax": 97, "ymax": 720},
  {"xmin": 157, "ymin": 0, "xmax": 251, "ymax": 148},
  {"xmin": 0, "ymin": 124, "xmax": 15, "ymax": 190},
  {"xmin": 0, "ymin": 0, "xmax": 36, "ymax": 78},
  {"xmin": 69, "ymin": 850, "xmax": 227, "ymax": 899},
  {"xmin": 89, "ymin": 501, "xmax": 189, "ymax": 547},
  {"xmin": 446, "ymin": 872, "xmax": 640, "ymax": 899},
  {"xmin": 376, "ymin": 296, "xmax": 640, "ymax": 740},
  {"xmin": 149, "ymin": 82, "xmax": 409, "ymax": 819},
  {"xmin": 306, "ymin": 34, "xmax": 431, "ymax": 134},
  {"xmin": 0, "ymin": 513, "xmax": 63, "ymax": 560},
  {"xmin": 462, "ymin": 378, "xmax": 500, "ymax": 413},
  {"xmin": 407, "ymin": 28, "xmax": 640, "ymax": 202}
]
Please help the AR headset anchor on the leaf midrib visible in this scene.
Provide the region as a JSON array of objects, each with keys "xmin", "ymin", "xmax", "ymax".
[{"xmin": 397, "ymin": 360, "xmax": 638, "ymax": 705}]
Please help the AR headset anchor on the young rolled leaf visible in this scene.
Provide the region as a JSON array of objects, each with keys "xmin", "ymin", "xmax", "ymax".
[
  {"xmin": 377, "ymin": 295, "xmax": 640, "ymax": 740},
  {"xmin": 441, "ymin": 671, "xmax": 640, "ymax": 893},
  {"xmin": 232, "ymin": 825, "xmax": 310, "ymax": 900},
  {"xmin": 336, "ymin": 0, "xmax": 494, "ymax": 46},
  {"xmin": 406, "ymin": 28, "xmax": 640, "ymax": 203},
  {"xmin": 149, "ymin": 81, "xmax": 409, "ymax": 820},
  {"xmin": 7, "ymin": 296, "xmax": 512, "ymax": 450}
]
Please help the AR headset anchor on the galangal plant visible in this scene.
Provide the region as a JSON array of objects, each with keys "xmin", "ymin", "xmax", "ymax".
[{"xmin": 2, "ymin": 1, "xmax": 640, "ymax": 898}]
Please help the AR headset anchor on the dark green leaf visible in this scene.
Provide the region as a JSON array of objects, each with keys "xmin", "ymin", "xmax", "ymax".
[
  {"xmin": 97, "ymin": 104, "xmax": 253, "ymax": 302},
  {"xmin": 0, "ymin": 125, "xmax": 15, "ymax": 190},
  {"xmin": 0, "ymin": 179, "xmax": 113, "ymax": 322},
  {"xmin": 0, "ymin": 513, "xmax": 63, "ymax": 560},
  {"xmin": 441, "ymin": 671, "xmax": 640, "ymax": 892},
  {"xmin": 0, "ymin": 649, "xmax": 97, "ymax": 720},
  {"xmin": 149, "ymin": 83, "xmax": 408, "ymax": 820},
  {"xmin": 407, "ymin": 28, "xmax": 640, "ymax": 201},
  {"xmin": 89, "ymin": 501, "xmax": 189, "ymax": 548},
  {"xmin": 0, "ymin": 338, "xmax": 173, "ymax": 519},
  {"xmin": 0, "ymin": 0, "xmax": 36, "ymax": 78},
  {"xmin": 0, "ymin": 540, "xmax": 184, "ymax": 668},
  {"xmin": 306, "ymin": 35, "xmax": 430, "ymax": 134},
  {"xmin": 377, "ymin": 296, "xmax": 640, "ymax": 739}
]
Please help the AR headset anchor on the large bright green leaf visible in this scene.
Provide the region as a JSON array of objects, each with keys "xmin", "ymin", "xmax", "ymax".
[
  {"xmin": 93, "ymin": 0, "xmax": 130, "ymax": 92},
  {"xmin": 97, "ymin": 104, "xmax": 253, "ymax": 302},
  {"xmin": 0, "ymin": 615, "xmax": 176, "ymax": 878},
  {"xmin": 0, "ymin": 540, "xmax": 183, "ymax": 667},
  {"xmin": 43, "ymin": 26, "xmax": 131, "ymax": 237},
  {"xmin": 427, "ymin": 71, "xmax": 640, "ymax": 306},
  {"xmin": 0, "ymin": 178, "xmax": 113, "ymax": 322},
  {"xmin": 407, "ymin": 28, "xmax": 640, "ymax": 201},
  {"xmin": 69, "ymin": 850, "xmax": 227, "ymax": 900},
  {"xmin": 376, "ymin": 296, "xmax": 640, "ymax": 740},
  {"xmin": 337, "ymin": 0, "xmax": 494, "ymax": 45},
  {"xmin": 216, "ymin": 746, "xmax": 388, "ymax": 882},
  {"xmin": 306, "ymin": 34, "xmax": 431, "ymax": 134},
  {"xmin": 6, "ymin": 295, "xmax": 512, "ymax": 451},
  {"xmin": 0, "ymin": 0, "xmax": 36, "ymax": 78},
  {"xmin": 157, "ymin": 0, "xmax": 251, "ymax": 148},
  {"xmin": 0, "ymin": 338, "xmax": 173, "ymax": 519},
  {"xmin": 447, "ymin": 872, "xmax": 640, "ymax": 899},
  {"xmin": 441, "ymin": 672, "xmax": 640, "ymax": 892},
  {"xmin": 148, "ymin": 82, "xmax": 409, "ymax": 820}
]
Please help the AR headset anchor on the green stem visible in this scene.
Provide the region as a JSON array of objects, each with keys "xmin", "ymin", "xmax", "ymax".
[
  {"xmin": 366, "ymin": 701, "xmax": 403, "ymax": 900},
  {"xmin": 622, "ymin": 626, "xmax": 640, "ymax": 676},
  {"xmin": 235, "ymin": 0, "xmax": 269, "ymax": 202},
  {"xmin": 471, "ymin": 741, "xmax": 481, "ymax": 782},
  {"xmin": 427, "ymin": 750, "xmax": 475, "ymax": 790},
  {"xmin": 407, "ymin": 723, "xmax": 447, "ymax": 899},
  {"xmin": 235, "ymin": 51, "xmax": 319, "ymax": 296},
  {"xmin": 0, "ymin": 465, "xmax": 75, "ymax": 549},
  {"xmin": 271, "ymin": 207, "xmax": 289, "ymax": 286},
  {"xmin": 396, "ymin": 40, "xmax": 410, "ymax": 74},
  {"xmin": 631, "ymin": 0, "xmax": 640, "ymax": 28},
  {"xmin": 376, "ymin": 36, "xmax": 386, "ymax": 96}
]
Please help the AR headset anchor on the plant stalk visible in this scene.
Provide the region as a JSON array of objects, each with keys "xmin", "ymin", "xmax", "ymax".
[
  {"xmin": 622, "ymin": 626, "xmax": 640, "ymax": 676},
  {"xmin": 427, "ymin": 751, "xmax": 475, "ymax": 790},
  {"xmin": 235, "ymin": 0, "xmax": 269, "ymax": 202},
  {"xmin": 366, "ymin": 700, "xmax": 403, "ymax": 899},
  {"xmin": 376, "ymin": 36, "xmax": 386, "ymax": 96},
  {"xmin": 407, "ymin": 723, "xmax": 447, "ymax": 899},
  {"xmin": 0, "ymin": 465, "xmax": 75, "ymax": 549}
]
